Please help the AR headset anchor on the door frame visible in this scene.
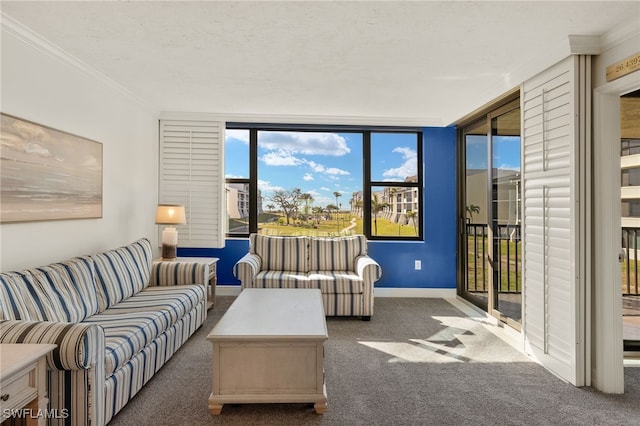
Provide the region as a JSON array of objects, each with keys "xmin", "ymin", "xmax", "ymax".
[
  {"xmin": 487, "ymin": 99, "xmax": 522, "ymax": 330},
  {"xmin": 457, "ymin": 94, "xmax": 522, "ymax": 328},
  {"xmin": 592, "ymin": 71, "xmax": 639, "ymax": 393}
]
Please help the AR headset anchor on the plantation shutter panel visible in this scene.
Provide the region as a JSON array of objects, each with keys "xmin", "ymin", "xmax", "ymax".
[
  {"xmin": 159, "ymin": 119, "xmax": 225, "ymax": 248},
  {"xmin": 521, "ymin": 56, "xmax": 590, "ymax": 386}
]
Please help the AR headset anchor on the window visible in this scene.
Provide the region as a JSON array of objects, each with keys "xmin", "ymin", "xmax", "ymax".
[
  {"xmin": 622, "ymin": 167, "xmax": 640, "ymax": 187},
  {"xmin": 225, "ymin": 124, "xmax": 423, "ymax": 240},
  {"xmin": 621, "ymin": 139, "xmax": 640, "ymax": 156},
  {"xmin": 622, "ymin": 199, "xmax": 640, "ymax": 218}
]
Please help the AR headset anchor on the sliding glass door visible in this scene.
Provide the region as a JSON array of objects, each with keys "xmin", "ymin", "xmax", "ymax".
[
  {"xmin": 489, "ymin": 105, "xmax": 522, "ymax": 328},
  {"xmin": 460, "ymin": 99, "xmax": 522, "ymax": 329},
  {"xmin": 462, "ymin": 119, "xmax": 490, "ymax": 310}
]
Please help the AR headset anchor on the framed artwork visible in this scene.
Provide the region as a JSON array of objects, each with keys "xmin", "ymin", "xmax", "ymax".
[{"xmin": 0, "ymin": 113, "xmax": 103, "ymax": 223}]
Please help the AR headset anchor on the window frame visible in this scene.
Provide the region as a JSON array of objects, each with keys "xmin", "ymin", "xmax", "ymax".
[{"xmin": 225, "ymin": 123, "xmax": 423, "ymax": 241}]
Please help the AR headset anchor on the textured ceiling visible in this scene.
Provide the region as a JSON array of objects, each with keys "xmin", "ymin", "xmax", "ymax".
[{"xmin": 2, "ymin": 1, "xmax": 639, "ymax": 125}]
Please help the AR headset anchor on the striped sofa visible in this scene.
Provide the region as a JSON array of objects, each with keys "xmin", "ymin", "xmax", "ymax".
[
  {"xmin": 233, "ymin": 234, "xmax": 381, "ymax": 320},
  {"xmin": 0, "ymin": 238, "xmax": 208, "ymax": 426}
]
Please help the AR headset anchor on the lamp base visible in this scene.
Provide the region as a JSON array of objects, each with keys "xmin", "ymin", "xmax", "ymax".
[{"xmin": 161, "ymin": 243, "xmax": 177, "ymax": 260}]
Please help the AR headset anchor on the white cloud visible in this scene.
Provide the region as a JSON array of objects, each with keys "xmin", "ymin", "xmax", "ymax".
[
  {"xmin": 498, "ymin": 163, "xmax": 520, "ymax": 171},
  {"xmin": 304, "ymin": 160, "xmax": 349, "ymax": 176},
  {"xmin": 260, "ymin": 150, "xmax": 302, "ymax": 166},
  {"xmin": 307, "ymin": 160, "xmax": 325, "ymax": 173},
  {"xmin": 226, "ymin": 129, "xmax": 250, "ymax": 144},
  {"xmin": 383, "ymin": 146, "xmax": 417, "ymax": 180},
  {"xmin": 321, "ymin": 187, "xmax": 330, "ymax": 192},
  {"xmin": 324, "ymin": 167, "xmax": 349, "ymax": 176},
  {"xmin": 258, "ymin": 179, "xmax": 284, "ymax": 193},
  {"xmin": 260, "ymin": 152, "xmax": 350, "ymax": 179},
  {"xmin": 259, "ymin": 132, "xmax": 350, "ymax": 156}
]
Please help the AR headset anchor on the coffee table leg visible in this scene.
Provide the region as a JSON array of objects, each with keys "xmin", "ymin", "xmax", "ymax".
[
  {"xmin": 314, "ymin": 399, "xmax": 327, "ymax": 414},
  {"xmin": 209, "ymin": 399, "xmax": 223, "ymax": 415}
]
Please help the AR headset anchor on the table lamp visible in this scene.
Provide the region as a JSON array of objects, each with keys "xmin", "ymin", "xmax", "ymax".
[{"xmin": 155, "ymin": 204, "xmax": 186, "ymax": 260}]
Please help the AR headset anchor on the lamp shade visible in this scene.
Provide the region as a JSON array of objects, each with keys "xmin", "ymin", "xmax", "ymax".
[{"xmin": 155, "ymin": 204, "xmax": 186, "ymax": 225}]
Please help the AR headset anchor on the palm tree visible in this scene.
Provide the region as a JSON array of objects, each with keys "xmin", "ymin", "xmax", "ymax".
[
  {"xmin": 371, "ymin": 193, "xmax": 389, "ymax": 235},
  {"xmin": 333, "ymin": 191, "xmax": 342, "ymax": 220},
  {"xmin": 466, "ymin": 204, "xmax": 480, "ymax": 223},
  {"xmin": 353, "ymin": 198, "xmax": 363, "ymax": 217},
  {"xmin": 299, "ymin": 193, "xmax": 313, "ymax": 221},
  {"xmin": 388, "ymin": 188, "xmax": 398, "ymax": 234},
  {"xmin": 406, "ymin": 210, "xmax": 417, "ymax": 235}
]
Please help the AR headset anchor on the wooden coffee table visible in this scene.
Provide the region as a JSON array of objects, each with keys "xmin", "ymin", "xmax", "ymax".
[{"xmin": 207, "ymin": 288, "xmax": 328, "ymax": 415}]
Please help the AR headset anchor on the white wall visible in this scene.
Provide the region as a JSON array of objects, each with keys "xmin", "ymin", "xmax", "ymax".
[
  {"xmin": 590, "ymin": 21, "xmax": 640, "ymax": 393},
  {"xmin": 0, "ymin": 23, "xmax": 159, "ymax": 271},
  {"xmin": 592, "ymin": 21, "xmax": 640, "ymax": 89}
]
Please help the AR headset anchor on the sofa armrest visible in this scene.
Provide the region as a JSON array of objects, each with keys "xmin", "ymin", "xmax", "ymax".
[
  {"xmin": 355, "ymin": 255, "xmax": 382, "ymax": 284},
  {"xmin": 0, "ymin": 320, "xmax": 104, "ymax": 370},
  {"xmin": 150, "ymin": 261, "xmax": 208, "ymax": 287},
  {"xmin": 233, "ymin": 253, "xmax": 262, "ymax": 288}
]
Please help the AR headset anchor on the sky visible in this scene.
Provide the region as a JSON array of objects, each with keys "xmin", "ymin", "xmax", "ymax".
[
  {"xmin": 225, "ymin": 130, "xmax": 418, "ymax": 208},
  {"xmin": 466, "ymin": 134, "xmax": 521, "ymax": 171}
]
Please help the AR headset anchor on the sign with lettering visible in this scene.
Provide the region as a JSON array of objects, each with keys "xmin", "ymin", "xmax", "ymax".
[{"xmin": 606, "ymin": 52, "xmax": 640, "ymax": 82}]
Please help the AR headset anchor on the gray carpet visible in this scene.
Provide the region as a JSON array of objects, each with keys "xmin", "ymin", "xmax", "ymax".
[{"xmin": 110, "ymin": 297, "xmax": 640, "ymax": 425}]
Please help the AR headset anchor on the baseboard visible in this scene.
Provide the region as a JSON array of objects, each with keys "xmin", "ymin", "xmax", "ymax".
[
  {"xmin": 217, "ymin": 285, "xmax": 242, "ymax": 296},
  {"xmin": 374, "ymin": 288, "xmax": 456, "ymax": 298},
  {"xmin": 216, "ymin": 286, "xmax": 457, "ymax": 298}
]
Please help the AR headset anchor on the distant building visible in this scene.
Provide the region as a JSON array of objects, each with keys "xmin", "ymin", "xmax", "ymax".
[
  {"xmin": 621, "ymin": 96, "xmax": 640, "ymax": 229},
  {"xmin": 621, "ymin": 95, "xmax": 640, "ymax": 258},
  {"xmin": 466, "ymin": 169, "xmax": 520, "ymax": 226},
  {"xmin": 226, "ymin": 183, "xmax": 262, "ymax": 219}
]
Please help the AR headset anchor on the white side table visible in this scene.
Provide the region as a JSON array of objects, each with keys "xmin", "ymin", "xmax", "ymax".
[
  {"xmin": 154, "ymin": 257, "xmax": 219, "ymax": 309},
  {"xmin": 0, "ymin": 343, "xmax": 57, "ymax": 426}
]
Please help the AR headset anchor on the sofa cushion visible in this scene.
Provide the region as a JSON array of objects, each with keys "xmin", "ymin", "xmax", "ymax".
[
  {"xmin": 99, "ymin": 285, "xmax": 205, "ymax": 326},
  {"xmin": 308, "ymin": 271, "xmax": 365, "ymax": 294},
  {"xmin": 0, "ymin": 256, "xmax": 99, "ymax": 322},
  {"xmin": 84, "ymin": 284, "xmax": 204, "ymax": 377},
  {"xmin": 0, "ymin": 271, "xmax": 54, "ymax": 321},
  {"xmin": 250, "ymin": 234, "xmax": 309, "ymax": 273},
  {"xmin": 309, "ymin": 235, "xmax": 367, "ymax": 272},
  {"xmin": 253, "ymin": 271, "xmax": 310, "ymax": 289},
  {"xmin": 29, "ymin": 256, "xmax": 100, "ymax": 322},
  {"xmin": 92, "ymin": 238, "xmax": 153, "ymax": 311}
]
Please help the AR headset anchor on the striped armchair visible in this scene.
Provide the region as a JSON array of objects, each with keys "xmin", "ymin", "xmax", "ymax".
[
  {"xmin": 0, "ymin": 238, "xmax": 208, "ymax": 426},
  {"xmin": 234, "ymin": 234, "xmax": 381, "ymax": 320}
]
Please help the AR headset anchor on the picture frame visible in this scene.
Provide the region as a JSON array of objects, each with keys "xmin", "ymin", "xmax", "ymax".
[{"xmin": 0, "ymin": 113, "xmax": 103, "ymax": 223}]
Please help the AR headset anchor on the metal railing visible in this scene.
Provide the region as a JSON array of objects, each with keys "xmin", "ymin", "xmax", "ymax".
[
  {"xmin": 622, "ymin": 227, "xmax": 640, "ymax": 296},
  {"xmin": 466, "ymin": 223, "xmax": 521, "ymax": 294},
  {"xmin": 468, "ymin": 225, "xmax": 640, "ymax": 297}
]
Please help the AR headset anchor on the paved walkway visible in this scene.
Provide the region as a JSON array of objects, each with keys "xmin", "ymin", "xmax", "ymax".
[{"xmin": 341, "ymin": 218, "xmax": 357, "ymax": 234}]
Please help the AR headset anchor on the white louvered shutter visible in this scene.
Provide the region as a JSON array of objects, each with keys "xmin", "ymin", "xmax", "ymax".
[
  {"xmin": 521, "ymin": 55, "xmax": 590, "ymax": 385},
  {"xmin": 159, "ymin": 119, "xmax": 225, "ymax": 248}
]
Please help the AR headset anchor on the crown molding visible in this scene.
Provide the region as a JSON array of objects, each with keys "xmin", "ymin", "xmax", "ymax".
[
  {"xmin": 599, "ymin": 17, "xmax": 640, "ymax": 53},
  {"xmin": 159, "ymin": 111, "xmax": 442, "ymax": 128},
  {"xmin": 570, "ymin": 17, "xmax": 640, "ymax": 56},
  {"xmin": 1, "ymin": 11, "xmax": 157, "ymax": 114},
  {"xmin": 569, "ymin": 35, "xmax": 604, "ymax": 55}
]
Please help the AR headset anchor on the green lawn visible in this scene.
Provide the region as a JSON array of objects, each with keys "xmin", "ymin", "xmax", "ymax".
[
  {"xmin": 468, "ymin": 236, "xmax": 640, "ymax": 296},
  {"xmin": 466, "ymin": 235, "xmax": 521, "ymax": 293},
  {"xmin": 256, "ymin": 213, "xmax": 418, "ymax": 237},
  {"xmin": 622, "ymin": 259, "xmax": 640, "ymax": 294}
]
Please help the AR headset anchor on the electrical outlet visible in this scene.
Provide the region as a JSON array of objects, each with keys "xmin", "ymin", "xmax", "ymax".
[{"xmin": 414, "ymin": 260, "xmax": 421, "ymax": 270}]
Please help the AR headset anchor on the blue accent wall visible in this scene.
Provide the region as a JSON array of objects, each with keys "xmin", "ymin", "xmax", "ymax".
[{"xmin": 179, "ymin": 126, "xmax": 457, "ymax": 289}]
